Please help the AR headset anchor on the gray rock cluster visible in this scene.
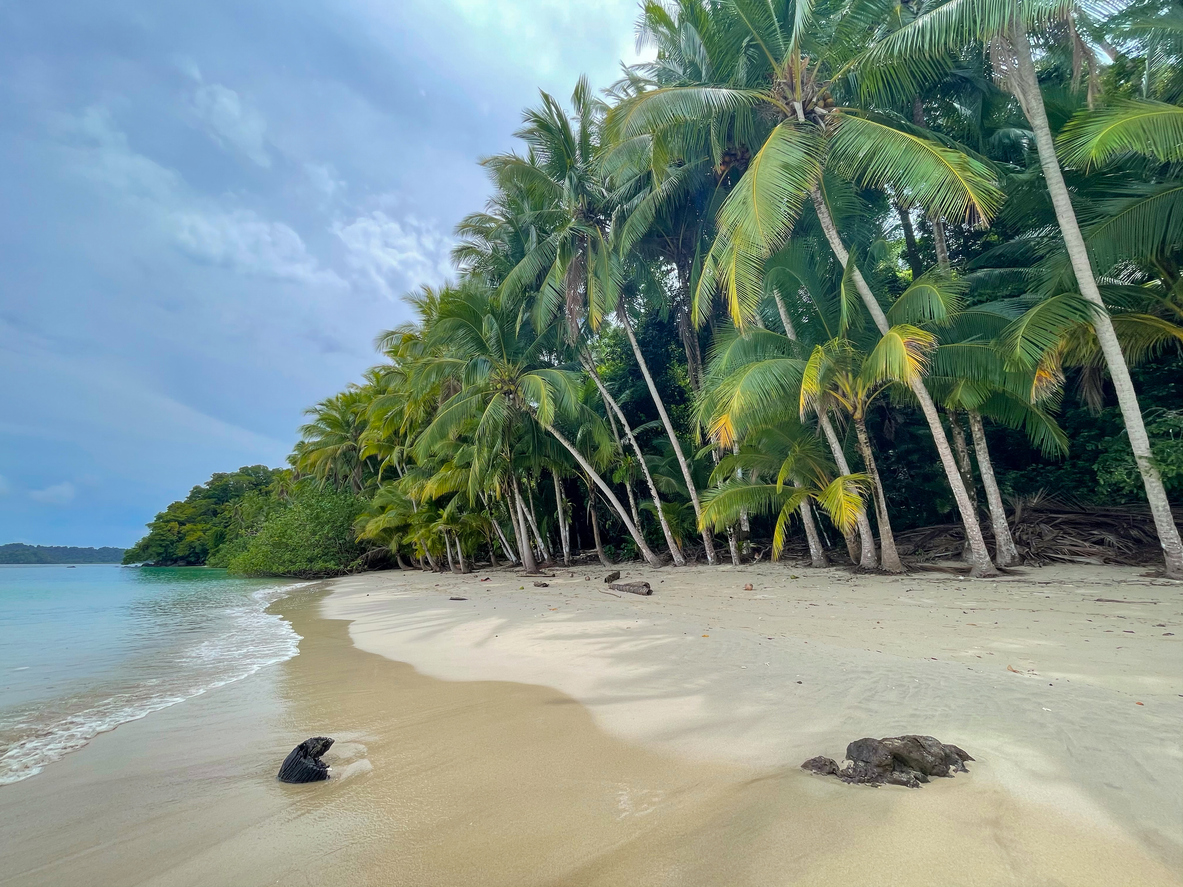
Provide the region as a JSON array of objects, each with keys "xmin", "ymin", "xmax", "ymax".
[{"xmin": 801, "ymin": 735, "xmax": 973, "ymax": 788}]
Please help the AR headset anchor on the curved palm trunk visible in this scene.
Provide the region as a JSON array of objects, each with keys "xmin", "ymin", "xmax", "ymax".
[
  {"xmin": 455, "ymin": 534, "xmax": 468, "ymax": 574},
  {"xmin": 584, "ymin": 357, "xmax": 686, "ymax": 565},
  {"xmin": 1009, "ymin": 24, "xmax": 1182, "ymax": 580},
  {"xmin": 588, "ymin": 488, "xmax": 613, "ymax": 567},
  {"xmin": 395, "ymin": 550, "xmax": 411, "ymax": 570},
  {"xmin": 948, "ymin": 411, "xmax": 978, "ymax": 562},
  {"xmin": 553, "ymin": 471, "xmax": 572, "ymax": 566},
  {"xmin": 798, "ymin": 499, "xmax": 829, "ymax": 567},
  {"xmin": 482, "ymin": 492, "xmax": 519, "ymax": 564},
  {"xmin": 811, "ymin": 187, "xmax": 998, "ymax": 577},
  {"xmin": 511, "ymin": 478, "xmax": 539, "ymax": 574},
  {"xmin": 443, "ymin": 532, "xmax": 456, "ymax": 573},
  {"xmin": 485, "ymin": 532, "xmax": 499, "ymax": 568},
  {"xmin": 853, "ymin": 418, "xmax": 904, "ymax": 573},
  {"xmin": 523, "ymin": 484, "xmax": 552, "ymax": 564},
  {"xmin": 544, "ymin": 423, "xmax": 662, "ymax": 567},
  {"xmin": 773, "ymin": 291, "xmax": 797, "ymax": 340},
  {"xmin": 618, "ymin": 311, "xmax": 717, "ymax": 565},
  {"xmin": 820, "ymin": 411, "xmax": 878, "ymax": 569},
  {"xmin": 969, "ymin": 412, "xmax": 1021, "ymax": 567}
]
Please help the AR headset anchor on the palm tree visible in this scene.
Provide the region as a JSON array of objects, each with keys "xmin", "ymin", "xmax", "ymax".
[
  {"xmin": 606, "ymin": 0, "xmax": 1007, "ymax": 575},
  {"xmin": 481, "ymin": 80, "xmax": 721, "ymax": 564},
  {"xmin": 864, "ymin": 0, "xmax": 1182, "ymax": 576},
  {"xmin": 411, "ymin": 282, "xmax": 663, "ymax": 568}
]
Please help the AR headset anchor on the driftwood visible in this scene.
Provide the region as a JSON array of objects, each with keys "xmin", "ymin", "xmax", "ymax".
[
  {"xmin": 533, "ymin": 581, "xmax": 549, "ymax": 587},
  {"xmin": 603, "ymin": 571, "xmax": 621, "ymax": 583},
  {"xmin": 278, "ymin": 737, "xmax": 333, "ymax": 783},
  {"xmin": 610, "ymin": 581, "xmax": 652, "ymax": 596}
]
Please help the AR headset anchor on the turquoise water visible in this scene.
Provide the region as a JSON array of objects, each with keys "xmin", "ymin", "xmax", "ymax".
[{"xmin": 0, "ymin": 565, "xmax": 302, "ymax": 784}]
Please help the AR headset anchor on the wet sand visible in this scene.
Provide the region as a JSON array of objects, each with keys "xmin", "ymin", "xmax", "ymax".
[{"xmin": 1, "ymin": 565, "xmax": 1179, "ymax": 886}]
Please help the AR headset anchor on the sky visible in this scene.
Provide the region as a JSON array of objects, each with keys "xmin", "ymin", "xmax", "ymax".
[{"xmin": 0, "ymin": 0, "xmax": 645, "ymax": 547}]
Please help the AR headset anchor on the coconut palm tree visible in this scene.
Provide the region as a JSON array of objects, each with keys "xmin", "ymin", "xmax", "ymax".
[
  {"xmin": 605, "ymin": 0, "xmax": 1007, "ymax": 575},
  {"xmin": 862, "ymin": 0, "xmax": 1182, "ymax": 576}
]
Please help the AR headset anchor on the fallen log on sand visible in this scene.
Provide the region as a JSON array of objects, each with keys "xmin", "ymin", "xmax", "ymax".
[{"xmin": 610, "ymin": 581, "xmax": 652, "ymax": 596}]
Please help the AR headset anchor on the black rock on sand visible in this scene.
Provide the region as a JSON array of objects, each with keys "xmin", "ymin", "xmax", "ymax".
[{"xmin": 278, "ymin": 736, "xmax": 334, "ymax": 783}]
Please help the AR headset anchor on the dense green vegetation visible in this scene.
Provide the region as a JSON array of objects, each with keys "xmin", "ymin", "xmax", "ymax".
[
  {"xmin": 122, "ymin": 466, "xmax": 285, "ymax": 566},
  {"xmin": 131, "ymin": 0, "xmax": 1183, "ymax": 579},
  {"xmin": 225, "ymin": 488, "xmax": 369, "ymax": 578},
  {"xmin": 0, "ymin": 544, "xmax": 125, "ymax": 564}
]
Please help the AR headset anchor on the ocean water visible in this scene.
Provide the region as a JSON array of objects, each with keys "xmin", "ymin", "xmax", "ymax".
[{"xmin": 0, "ymin": 564, "xmax": 303, "ymax": 784}]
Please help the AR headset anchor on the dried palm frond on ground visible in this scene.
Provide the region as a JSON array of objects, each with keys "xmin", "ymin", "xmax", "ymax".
[{"xmin": 893, "ymin": 493, "xmax": 1182, "ymax": 568}]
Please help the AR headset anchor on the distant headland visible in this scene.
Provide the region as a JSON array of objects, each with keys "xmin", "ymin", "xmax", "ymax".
[{"xmin": 0, "ymin": 543, "xmax": 126, "ymax": 564}]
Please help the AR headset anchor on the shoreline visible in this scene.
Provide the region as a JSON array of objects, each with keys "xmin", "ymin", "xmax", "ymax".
[
  {"xmin": 0, "ymin": 565, "xmax": 1178, "ymax": 885},
  {"xmin": 326, "ymin": 561, "xmax": 1183, "ymax": 878}
]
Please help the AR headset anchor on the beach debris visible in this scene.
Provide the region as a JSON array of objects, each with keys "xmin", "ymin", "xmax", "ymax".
[
  {"xmin": 533, "ymin": 581, "xmax": 549, "ymax": 587},
  {"xmin": 480, "ymin": 577, "xmax": 490, "ymax": 582},
  {"xmin": 450, "ymin": 596, "xmax": 468, "ymax": 601},
  {"xmin": 278, "ymin": 737, "xmax": 334, "ymax": 784},
  {"xmin": 744, "ymin": 583, "xmax": 754, "ymax": 591},
  {"xmin": 603, "ymin": 571, "xmax": 621, "ymax": 583},
  {"xmin": 801, "ymin": 735, "xmax": 972, "ymax": 789},
  {"xmin": 610, "ymin": 581, "xmax": 652, "ymax": 596}
]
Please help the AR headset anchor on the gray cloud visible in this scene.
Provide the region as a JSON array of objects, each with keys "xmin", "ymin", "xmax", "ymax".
[
  {"xmin": 190, "ymin": 82, "xmax": 271, "ymax": 167},
  {"xmin": 0, "ymin": 0, "xmax": 640, "ymax": 546}
]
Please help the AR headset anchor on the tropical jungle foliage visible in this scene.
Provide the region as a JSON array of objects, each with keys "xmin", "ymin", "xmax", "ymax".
[{"xmin": 129, "ymin": 0, "xmax": 1183, "ymax": 579}]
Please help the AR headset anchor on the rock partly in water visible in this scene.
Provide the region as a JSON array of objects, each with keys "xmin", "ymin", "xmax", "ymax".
[
  {"xmin": 801, "ymin": 735, "xmax": 973, "ymax": 788},
  {"xmin": 278, "ymin": 736, "xmax": 334, "ymax": 783}
]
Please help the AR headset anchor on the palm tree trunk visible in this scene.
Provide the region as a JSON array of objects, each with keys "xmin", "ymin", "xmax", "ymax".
[
  {"xmin": 1009, "ymin": 23, "xmax": 1183, "ymax": 580},
  {"xmin": 455, "ymin": 534, "xmax": 468, "ymax": 574},
  {"xmin": 583, "ymin": 355, "xmax": 686, "ymax": 565},
  {"xmin": 811, "ymin": 186, "xmax": 998, "ymax": 577},
  {"xmin": 819, "ymin": 411, "xmax": 878, "ymax": 569},
  {"xmin": 553, "ymin": 471, "xmax": 571, "ymax": 566},
  {"xmin": 623, "ymin": 479, "xmax": 642, "ymax": 531},
  {"xmin": 482, "ymin": 492, "xmax": 519, "ymax": 564},
  {"xmin": 523, "ymin": 483, "xmax": 552, "ymax": 563},
  {"xmin": 588, "ymin": 489, "xmax": 613, "ymax": 567},
  {"xmin": 969, "ymin": 411, "xmax": 1021, "ymax": 567},
  {"xmin": 949, "ymin": 412, "xmax": 978, "ymax": 507},
  {"xmin": 444, "ymin": 532, "xmax": 456, "ymax": 573},
  {"xmin": 931, "ymin": 216, "xmax": 951, "ymax": 271},
  {"xmin": 799, "ymin": 500, "xmax": 829, "ymax": 568},
  {"xmin": 948, "ymin": 411, "xmax": 978, "ymax": 562},
  {"xmin": 727, "ymin": 526, "xmax": 742, "ymax": 565},
  {"xmin": 544, "ymin": 423, "xmax": 662, "ymax": 566},
  {"xmin": 511, "ymin": 478, "xmax": 539, "ymax": 574},
  {"xmin": 486, "ymin": 531, "xmax": 499, "ymax": 568},
  {"xmin": 395, "ymin": 550, "xmax": 411, "ymax": 570},
  {"xmin": 618, "ymin": 310, "xmax": 718, "ymax": 564},
  {"xmin": 773, "ymin": 291, "xmax": 797, "ymax": 339},
  {"xmin": 853, "ymin": 416, "xmax": 905, "ymax": 573},
  {"xmin": 894, "ymin": 201, "xmax": 925, "ymax": 279}
]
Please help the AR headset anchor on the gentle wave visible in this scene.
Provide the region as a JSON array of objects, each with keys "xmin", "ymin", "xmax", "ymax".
[{"xmin": 0, "ymin": 584, "xmax": 304, "ymax": 785}]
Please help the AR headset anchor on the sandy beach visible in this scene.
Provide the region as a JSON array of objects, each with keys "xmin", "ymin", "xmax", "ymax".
[
  {"xmin": 327, "ymin": 561, "xmax": 1183, "ymax": 883},
  {"xmin": 1, "ymin": 562, "xmax": 1179, "ymax": 886}
]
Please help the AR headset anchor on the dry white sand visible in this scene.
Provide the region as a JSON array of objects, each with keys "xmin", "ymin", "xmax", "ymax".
[{"xmin": 327, "ymin": 561, "xmax": 1183, "ymax": 877}]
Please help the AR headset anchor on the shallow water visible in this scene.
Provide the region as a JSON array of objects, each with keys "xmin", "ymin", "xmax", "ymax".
[{"xmin": 0, "ymin": 564, "xmax": 300, "ymax": 783}]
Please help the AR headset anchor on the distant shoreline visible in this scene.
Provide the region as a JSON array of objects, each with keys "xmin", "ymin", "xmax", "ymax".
[{"xmin": 0, "ymin": 543, "xmax": 125, "ymax": 565}]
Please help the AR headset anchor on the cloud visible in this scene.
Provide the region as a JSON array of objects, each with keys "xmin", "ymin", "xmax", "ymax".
[
  {"xmin": 304, "ymin": 162, "xmax": 345, "ymax": 200},
  {"xmin": 335, "ymin": 211, "xmax": 453, "ymax": 296},
  {"xmin": 30, "ymin": 482, "xmax": 76, "ymax": 505},
  {"xmin": 191, "ymin": 83, "xmax": 271, "ymax": 167},
  {"xmin": 173, "ymin": 208, "xmax": 336, "ymax": 283}
]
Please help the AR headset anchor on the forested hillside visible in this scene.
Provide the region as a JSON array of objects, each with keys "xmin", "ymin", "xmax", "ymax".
[{"xmin": 0, "ymin": 544, "xmax": 125, "ymax": 564}]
